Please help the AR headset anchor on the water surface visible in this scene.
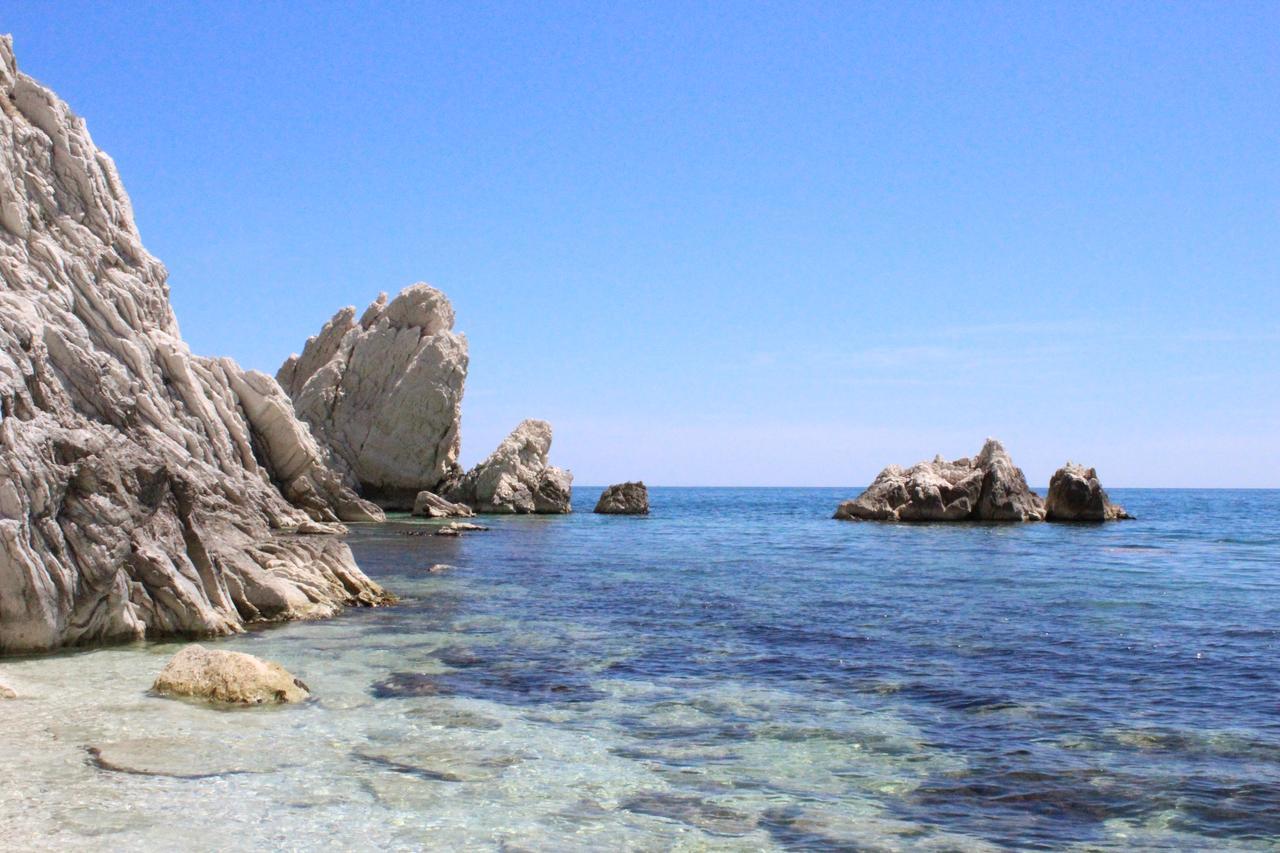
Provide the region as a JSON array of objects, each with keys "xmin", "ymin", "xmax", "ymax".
[{"xmin": 2, "ymin": 488, "xmax": 1277, "ymax": 850}]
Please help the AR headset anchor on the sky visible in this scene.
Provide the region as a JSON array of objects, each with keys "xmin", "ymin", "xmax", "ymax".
[{"xmin": 5, "ymin": 2, "xmax": 1277, "ymax": 487}]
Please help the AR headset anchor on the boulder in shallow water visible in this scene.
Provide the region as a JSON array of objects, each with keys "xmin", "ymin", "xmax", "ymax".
[
  {"xmin": 152, "ymin": 644, "xmax": 310, "ymax": 705},
  {"xmin": 834, "ymin": 439, "xmax": 1046, "ymax": 522},
  {"xmin": 0, "ymin": 680, "xmax": 16, "ymax": 699},
  {"xmin": 446, "ymin": 420, "xmax": 572, "ymax": 513},
  {"xmin": 411, "ymin": 490, "xmax": 474, "ymax": 518},
  {"xmin": 594, "ymin": 482, "xmax": 649, "ymax": 515},
  {"xmin": 1045, "ymin": 463, "xmax": 1131, "ymax": 521}
]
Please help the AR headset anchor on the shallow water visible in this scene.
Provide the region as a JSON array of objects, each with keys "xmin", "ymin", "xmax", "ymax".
[{"xmin": 2, "ymin": 488, "xmax": 1278, "ymax": 850}]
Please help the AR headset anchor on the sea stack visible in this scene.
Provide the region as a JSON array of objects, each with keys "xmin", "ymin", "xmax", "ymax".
[
  {"xmin": 594, "ymin": 482, "xmax": 649, "ymax": 515},
  {"xmin": 278, "ymin": 285, "xmax": 469, "ymax": 510},
  {"xmin": 834, "ymin": 439, "xmax": 1046, "ymax": 522},
  {"xmin": 1045, "ymin": 463, "xmax": 1132, "ymax": 521},
  {"xmin": 0, "ymin": 37, "xmax": 389, "ymax": 652},
  {"xmin": 446, "ymin": 420, "xmax": 572, "ymax": 513}
]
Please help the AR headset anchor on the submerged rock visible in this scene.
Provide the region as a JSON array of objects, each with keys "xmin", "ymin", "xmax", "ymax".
[
  {"xmin": 277, "ymin": 285, "xmax": 469, "ymax": 510},
  {"xmin": 435, "ymin": 521, "xmax": 489, "ymax": 537},
  {"xmin": 152, "ymin": 644, "xmax": 310, "ymax": 705},
  {"xmin": 411, "ymin": 490, "xmax": 474, "ymax": 518},
  {"xmin": 446, "ymin": 420, "xmax": 572, "ymax": 513},
  {"xmin": 834, "ymin": 439, "xmax": 1046, "ymax": 522},
  {"xmin": 1045, "ymin": 463, "xmax": 1131, "ymax": 521},
  {"xmin": 0, "ymin": 679, "xmax": 15, "ymax": 699},
  {"xmin": 0, "ymin": 37, "xmax": 388, "ymax": 653},
  {"xmin": 594, "ymin": 481, "xmax": 649, "ymax": 515}
]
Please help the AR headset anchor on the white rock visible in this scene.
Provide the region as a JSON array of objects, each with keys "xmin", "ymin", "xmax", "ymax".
[
  {"xmin": 446, "ymin": 419, "xmax": 572, "ymax": 514},
  {"xmin": 834, "ymin": 439, "xmax": 1046, "ymax": 522},
  {"xmin": 0, "ymin": 37, "xmax": 389, "ymax": 652},
  {"xmin": 277, "ymin": 285, "xmax": 469, "ymax": 509},
  {"xmin": 151, "ymin": 644, "xmax": 309, "ymax": 704},
  {"xmin": 411, "ymin": 490, "xmax": 473, "ymax": 518}
]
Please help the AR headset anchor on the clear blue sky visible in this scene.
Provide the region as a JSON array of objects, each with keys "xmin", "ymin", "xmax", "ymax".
[{"xmin": 7, "ymin": 2, "xmax": 1277, "ymax": 486}]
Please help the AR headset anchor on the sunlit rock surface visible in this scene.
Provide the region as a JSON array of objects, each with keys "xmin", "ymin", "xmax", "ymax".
[
  {"xmin": 594, "ymin": 482, "xmax": 649, "ymax": 515},
  {"xmin": 447, "ymin": 419, "xmax": 572, "ymax": 514},
  {"xmin": 278, "ymin": 285, "xmax": 468, "ymax": 510},
  {"xmin": 152, "ymin": 644, "xmax": 310, "ymax": 705},
  {"xmin": 0, "ymin": 37, "xmax": 388, "ymax": 652},
  {"xmin": 834, "ymin": 439, "xmax": 1046, "ymax": 522}
]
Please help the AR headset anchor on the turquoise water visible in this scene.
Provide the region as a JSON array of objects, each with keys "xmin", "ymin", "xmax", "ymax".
[{"xmin": 2, "ymin": 487, "xmax": 1278, "ymax": 849}]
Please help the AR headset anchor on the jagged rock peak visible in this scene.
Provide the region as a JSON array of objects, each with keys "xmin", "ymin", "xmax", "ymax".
[
  {"xmin": 833, "ymin": 438, "xmax": 1046, "ymax": 522},
  {"xmin": 0, "ymin": 36, "xmax": 388, "ymax": 653},
  {"xmin": 277, "ymin": 283, "xmax": 468, "ymax": 510},
  {"xmin": 447, "ymin": 419, "xmax": 572, "ymax": 514}
]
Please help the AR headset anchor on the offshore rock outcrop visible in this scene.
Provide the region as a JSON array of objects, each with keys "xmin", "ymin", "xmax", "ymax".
[
  {"xmin": 277, "ymin": 285, "xmax": 468, "ymax": 510},
  {"xmin": 1046, "ymin": 463, "xmax": 1131, "ymax": 521},
  {"xmin": 447, "ymin": 419, "xmax": 572, "ymax": 514},
  {"xmin": 594, "ymin": 481, "xmax": 649, "ymax": 515},
  {"xmin": 0, "ymin": 37, "xmax": 388, "ymax": 653},
  {"xmin": 834, "ymin": 439, "xmax": 1046, "ymax": 522}
]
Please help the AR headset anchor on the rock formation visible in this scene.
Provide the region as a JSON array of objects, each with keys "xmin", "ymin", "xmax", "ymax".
[
  {"xmin": 152, "ymin": 644, "xmax": 310, "ymax": 704},
  {"xmin": 277, "ymin": 285, "xmax": 468, "ymax": 509},
  {"xmin": 834, "ymin": 439, "xmax": 1046, "ymax": 522},
  {"xmin": 446, "ymin": 419, "xmax": 572, "ymax": 513},
  {"xmin": 594, "ymin": 481, "xmax": 649, "ymax": 515},
  {"xmin": 1045, "ymin": 462, "xmax": 1131, "ymax": 521},
  {"xmin": 411, "ymin": 490, "xmax": 474, "ymax": 518},
  {"xmin": 0, "ymin": 37, "xmax": 389, "ymax": 653}
]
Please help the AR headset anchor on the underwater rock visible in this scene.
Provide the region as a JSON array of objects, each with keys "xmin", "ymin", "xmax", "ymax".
[
  {"xmin": 277, "ymin": 285, "xmax": 469, "ymax": 510},
  {"xmin": 594, "ymin": 481, "xmax": 649, "ymax": 515},
  {"xmin": 0, "ymin": 37, "xmax": 387, "ymax": 653},
  {"xmin": 411, "ymin": 490, "xmax": 474, "ymax": 518},
  {"xmin": 85, "ymin": 737, "xmax": 282, "ymax": 778},
  {"xmin": 834, "ymin": 439, "xmax": 1046, "ymax": 522},
  {"xmin": 446, "ymin": 419, "xmax": 572, "ymax": 513},
  {"xmin": 152, "ymin": 644, "xmax": 310, "ymax": 705},
  {"xmin": 1045, "ymin": 462, "xmax": 1131, "ymax": 521},
  {"xmin": 0, "ymin": 679, "xmax": 15, "ymax": 699}
]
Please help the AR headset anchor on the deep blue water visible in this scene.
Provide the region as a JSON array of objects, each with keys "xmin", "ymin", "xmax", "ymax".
[{"xmin": 336, "ymin": 487, "xmax": 1280, "ymax": 849}]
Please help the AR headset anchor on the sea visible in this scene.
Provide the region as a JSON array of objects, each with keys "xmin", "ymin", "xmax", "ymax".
[{"xmin": 2, "ymin": 487, "xmax": 1277, "ymax": 850}]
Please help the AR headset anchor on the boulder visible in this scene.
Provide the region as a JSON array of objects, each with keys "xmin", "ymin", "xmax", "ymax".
[
  {"xmin": 151, "ymin": 644, "xmax": 310, "ymax": 705},
  {"xmin": 834, "ymin": 439, "xmax": 1046, "ymax": 522},
  {"xmin": 411, "ymin": 490, "xmax": 474, "ymax": 518},
  {"xmin": 277, "ymin": 285, "xmax": 468, "ymax": 509},
  {"xmin": 446, "ymin": 420, "xmax": 572, "ymax": 513},
  {"xmin": 594, "ymin": 481, "xmax": 649, "ymax": 515},
  {"xmin": 1046, "ymin": 463, "xmax": 1131, "ymax": 521},
  {"xmin": 0, "ymin": 37, "xmax": 389, "ymax": 653}
]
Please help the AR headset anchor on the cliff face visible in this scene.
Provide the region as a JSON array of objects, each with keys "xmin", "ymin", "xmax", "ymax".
[
  {"xmin": 0, "ymin": 37, "xmax": 388, "ymax": 653},
  {"xmin": 277, "ymin": 285, "xmax": 468, "ymax": 509}
]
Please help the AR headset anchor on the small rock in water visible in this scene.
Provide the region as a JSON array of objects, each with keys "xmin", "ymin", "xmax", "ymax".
[
  {"xmin": 594, "ymin": 481, "xmax": 650, "ymax": 515},
  {"xmin": 411, "ymin": 491, "xmax": 475, "ymax": 518},
  {"xmin": 0, "ymin": 681, "xmax": 16, "ymax": 699},
  {"xmin": 426, "ymin": 563, "xmax": 454, "ymax": 574},
  {"xmin": 435, "ymin": 522, "xmax": 489, "ymax": 536},
  {"xmin": 1045, "ymin": 462, "xmax": 1132, "ymax": 521},
  {"xmin": 152, "ymin": 644, "xmax": 310, "ymax": 705}
]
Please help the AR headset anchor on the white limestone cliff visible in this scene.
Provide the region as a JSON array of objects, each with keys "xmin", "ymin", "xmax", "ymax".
[
  {"xmin": 277, "ymin": 285, "xmax": 468, "ymax": 509},
  {"xmin": 0, "ymin": 36, "xmax": 389, "ymax": 653}
]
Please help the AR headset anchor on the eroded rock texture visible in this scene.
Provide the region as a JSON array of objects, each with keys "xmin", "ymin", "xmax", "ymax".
[
  {"xmin": 834, "ymin": 439, "xmax": 1046, "ymax": 522},
  {"xmin": 594, "ymin": 481, "xmax": 649, "ymax": 515},
  {"xmin": 0, "ymin": 37, "xmax": 388, "ymax": 653},
  {"xmin": 152, "ymin": 644, "xmax": 310, "ymax": 705},
  {"xmin": 411, "ymin": 490, "xmax": 474, "ymax": 518},
  {"xmin": 1046, "ymin": 462, "xmax": 1131, "ymax": 521},
  {"xmin": 447, "ymin": 419, "xmax": 572, "ymax": 513},
  {"xmin": 277, "ymin": 285, "xmax": 468, "ymax": 510}
]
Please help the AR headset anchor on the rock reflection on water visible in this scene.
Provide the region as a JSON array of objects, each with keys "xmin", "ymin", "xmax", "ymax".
[{"xmin": 2, "ymin": 489, "xmax": 1279, "ymax": 850}]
